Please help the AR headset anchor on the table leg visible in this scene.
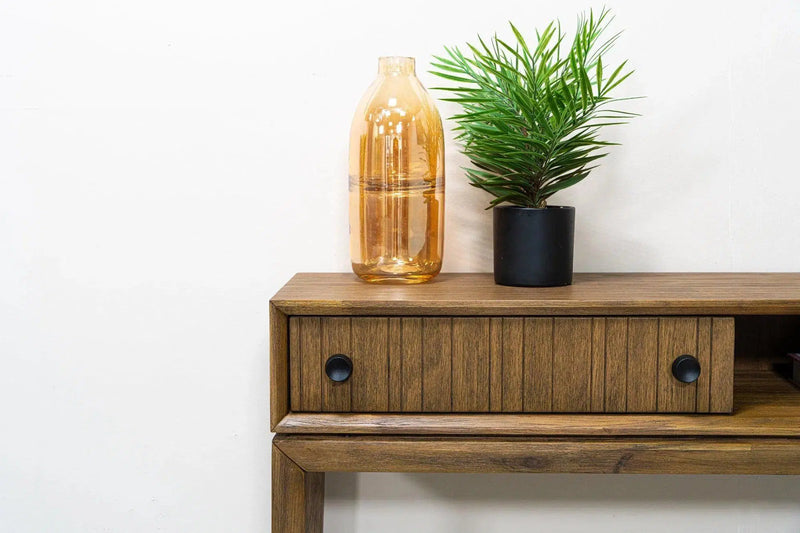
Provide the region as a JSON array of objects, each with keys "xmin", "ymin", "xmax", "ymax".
[{"xmin": 272, "ymin": 442, "xmax": 324, "ymax": 533}]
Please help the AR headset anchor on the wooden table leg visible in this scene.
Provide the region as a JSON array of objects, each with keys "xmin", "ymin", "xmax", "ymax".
[{"xmin": 273, "ymin": 442, "xmax": 324, "ymax": 533}]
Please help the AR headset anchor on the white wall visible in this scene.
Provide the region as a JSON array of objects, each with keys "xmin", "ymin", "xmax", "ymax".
[{"xmin": 1, "ymin": 0, "xmax": 799, "ymax": 531}]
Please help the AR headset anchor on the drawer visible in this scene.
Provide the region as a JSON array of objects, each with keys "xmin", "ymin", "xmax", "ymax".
[{"xmin": 288, "ymin": 316, "xmax": 734, "ymax": 413}]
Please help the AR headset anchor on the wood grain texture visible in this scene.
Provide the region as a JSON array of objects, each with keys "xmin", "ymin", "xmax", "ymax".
[
  {"xmin": 553, "ymin": 318, "xmax": 593, "ymax": 412},
  {"xmin": 452, "ymin": 318, "xmax": 490, "ymax": 412},
  {"xmin": 276, "ymin": 435, "xmax": 800, "ymax": 475},
  {"xmin": 695, "ymin": 317, "xmax": 712, "ymax": 412},
  {"xmin": 501, "ymin": 318, "xmax": 524, "ymax": 412},
  {"xmin": 271, "ymin": 274, "xmax": 800, "ymax": 489},
  {"xmin": 658, "ymin": 318, "xmax": 698, "ymax": 412},
  {"xmin": 297, "ymin": 317, "xmax": 322, "ymax": 411},
  {"xmin": 276, "ymin": 371, "xmax": 799, "ymax": 437},
  {"xmin": 272, "ymin": 443, "xmax": 324, "ymax": 533},
  {"xmin": 626, "ymin": 318, "xmax": 658, "ymax": 412},
  {"xmin": 387, "ymin": 318, "xmax": 403, "ymax": 412},
  {"xmin": 711, "ymin": 317, "xmax": 736, "ymax": 412},
  {"xmin": 488, "ymin": 318, "xmax": 503, "ymax": 412},
  {"xmin": 350, "ymin": 318, "xmax": 388, "ymax": 411},
  {"xmin": 271, "ymin": 273, "xmax": 800, "ymax": 316},
  {"xmin": 422, "ymin": 318, "xmax": 452, "ymax": 412},
  {"xmin": 270, "ymin": 303, "xmax": 290, "ymax": 431},
  {"xmin": 321, "ymin": 317, "xmax": 350, "ymax": 412},
  {"xmin": 290, "ymin": 315, "xmax": 734, "ymax": 414},
  {"xmin": 604, "ymin": 318, "xmax": 628, "ymax": 412},
  {"xmin": 523, "ymin": 318, "xmax": 553, "ymax": 411},
  {"xmin": 288, "ymin": 311, "xmax": 301, "ymax": 415},
  {"xmin": 590, "ymin": 318, "xmax": 606, "ymax": 411},
  {"xmin": 400, "ymin": 318, "xmax": 423, "ymax": 411}
]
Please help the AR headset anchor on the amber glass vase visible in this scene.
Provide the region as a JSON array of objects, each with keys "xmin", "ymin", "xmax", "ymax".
[{"xmin": 349, "ymin": 57, "xmax": 444, "ymax": 283}]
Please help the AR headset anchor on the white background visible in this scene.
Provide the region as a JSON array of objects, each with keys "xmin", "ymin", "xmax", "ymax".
[{"xmin": 2, "ymin": 0, "xmax": 800, "ymax": 531}]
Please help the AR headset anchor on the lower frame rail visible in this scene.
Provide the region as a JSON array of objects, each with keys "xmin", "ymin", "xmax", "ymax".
[{"xmin": 274, "ymin": 435, "xmax": 800, "ymax": 475}]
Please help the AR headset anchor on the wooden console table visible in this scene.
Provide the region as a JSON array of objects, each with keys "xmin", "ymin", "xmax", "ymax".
[{"xmin": 269, "ymin": 273, "xmax": 800, "ymax": 532}]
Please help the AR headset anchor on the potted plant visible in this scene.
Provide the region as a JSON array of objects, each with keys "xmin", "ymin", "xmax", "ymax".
[{"xmin": 431, "ymin": 9, "xmax": 637, "ymax": 286}]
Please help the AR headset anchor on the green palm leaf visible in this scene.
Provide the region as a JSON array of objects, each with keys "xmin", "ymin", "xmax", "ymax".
[{"xmin": 430, "ymin": 8, "xmax": 639, "ymax": 208}]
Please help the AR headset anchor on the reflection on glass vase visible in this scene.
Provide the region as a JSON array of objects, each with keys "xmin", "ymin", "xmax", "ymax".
[{"xmin": 349, "ymin": 56, "xmax": 444, "ymax": 283}]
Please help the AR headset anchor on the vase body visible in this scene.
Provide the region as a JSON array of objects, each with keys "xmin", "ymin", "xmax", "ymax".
[
  {"xmin": 349, "ymin": 57, "xmax": 444, "ymax": 283},
  {"xmin": 493, "ymin": 206, "xmax": 575, "ymax": 287}
]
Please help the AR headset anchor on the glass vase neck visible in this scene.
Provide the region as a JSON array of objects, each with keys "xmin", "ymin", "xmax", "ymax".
[{"xmin": 378, "ymin": 56, "xmax": 415, "ymax": 76}]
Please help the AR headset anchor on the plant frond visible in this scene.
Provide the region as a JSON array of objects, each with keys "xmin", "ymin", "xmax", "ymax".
[{"xmin": 432, "ymin": 8, "xmax": 639, "ymax": 208}]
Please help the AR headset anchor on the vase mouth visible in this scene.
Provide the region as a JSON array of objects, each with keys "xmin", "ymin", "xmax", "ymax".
[{"xmin": 379, "ymin": 56, "xmax": 415, "ymax": 75}]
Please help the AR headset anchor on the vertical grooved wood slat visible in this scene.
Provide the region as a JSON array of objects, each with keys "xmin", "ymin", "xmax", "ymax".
[
  {"xmin": 388, "ymin": 318, "xmax": 403, "ymax": 412},
  {"xmin": 695, "ymin": 317, "xmax": 712, "ymax": 413},
  {"xmin": 401, "ymin": 318, "xmax": 423, "ymax": 411},
  {"xmin": 289, "ymin": 313, "xmax": 734, "ymax": 414},
  {"xmin": 552, "ymin": 318, "xmax": 593, "ymax": 412},
  {"xmin": 626, "ymin": 318, "xmax": 659, "ymax": 412},
  {"xmin": 350, "ymin": 318, "xmax": 389, "ymax": 411},
  {"xmin": 422, "ymin": 318, "xmax": 452, "ymax": 412},
  {"xmin": 488, "ymin": 318, "xmax": 504, "ymax": 412},
  {"xmin": 452, "ymin": 318, "xmax": 490, "ymax": 412},
  {"xmin": 710, "ymin": 317, "xmax": 735, "ymax": 413},
  {"xmin": 658, "ymin": 318, "xmax": 698, "ymax": 412},
  {"xmin": 590, "ymin": 318, "xmax": 606, "ymax": 411},
  {"xmin": 298, "ymin": 317, "xmax": 322, "ymax": 411},
  {"xmin": 289, "ymin": 317, "xmax": 301, "ymax": 411},
  {"xmin": 501, "ymin": 318, "xmax": 524, "ymax": 412},
  {"xmin": 523, "ymin": 318, "xmax": 553, "ymax": 411},
  {"xmin": 604, "ymin": 318, "xmax": 628, "ymax": 412},
  {"xmin": 320, "ymin": 318, "xmax": 351, "ymax": 412}
]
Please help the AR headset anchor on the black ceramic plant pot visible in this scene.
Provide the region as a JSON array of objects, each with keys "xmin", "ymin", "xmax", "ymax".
[{"xmin": 493, "ymin": 205, "xmax": 575, "ymax": 287}]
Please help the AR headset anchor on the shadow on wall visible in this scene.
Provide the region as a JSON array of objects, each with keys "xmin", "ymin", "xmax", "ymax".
[{"xmin": 325, "ymin": 472, "xmax": 800, "ymax": 532}]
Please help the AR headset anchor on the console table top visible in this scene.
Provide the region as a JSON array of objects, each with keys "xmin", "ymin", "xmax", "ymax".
[{"xmin": 271, "ymin": 272, "xmax": 800, "ymax": 315}]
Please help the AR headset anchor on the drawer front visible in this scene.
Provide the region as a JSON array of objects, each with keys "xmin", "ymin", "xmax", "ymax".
[{"xmin": 289, "ymin": 316, "xmax": 734, "ymax": 414}]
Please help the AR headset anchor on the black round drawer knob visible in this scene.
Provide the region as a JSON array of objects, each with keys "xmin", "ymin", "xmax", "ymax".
[
  {"xmin": 672, "ymin": 354, "xmax": 701, "ymax": 383},
  {"xmin": 325, "ymin": 354, "xmax": 353, "ymax": 382}
]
